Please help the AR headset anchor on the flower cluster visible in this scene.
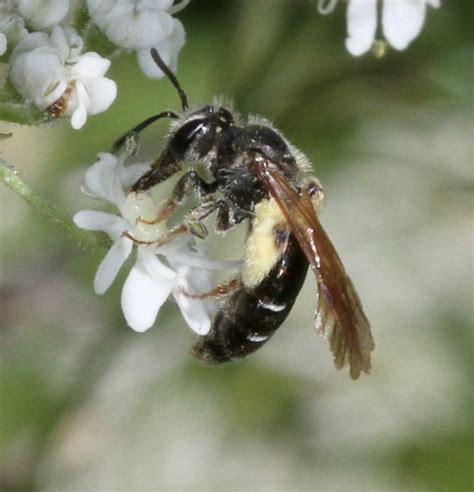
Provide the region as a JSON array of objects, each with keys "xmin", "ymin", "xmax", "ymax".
[
  {"xmin": 317, "ymin": 0, "xmax": 440, "ymax": 56},
  {"xmin": 0, "ymin": 0, "xmax": 190, "ymax": 128},
  {"xmin": 73, "ymin": 149, "xmax": 233, "ymax": 335},
  {"xmin": 9, "ymin": 25, "xmax": 117, "ymax": 129}
]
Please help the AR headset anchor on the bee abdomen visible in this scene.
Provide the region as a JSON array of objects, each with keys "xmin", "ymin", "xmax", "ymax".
[{"xmin": 192, "ymin": 235, "xmax": 308, "ymax": 363}]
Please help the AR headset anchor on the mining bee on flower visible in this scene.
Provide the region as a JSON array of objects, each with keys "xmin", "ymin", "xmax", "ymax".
[{"xmin": 115, "ymin": 49, "xmax": 374, "ymax": 379}]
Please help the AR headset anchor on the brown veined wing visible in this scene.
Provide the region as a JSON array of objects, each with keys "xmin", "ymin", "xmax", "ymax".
[{"xmin": 252, "ymin": 156, "xmax": 374, "ymax": 379}]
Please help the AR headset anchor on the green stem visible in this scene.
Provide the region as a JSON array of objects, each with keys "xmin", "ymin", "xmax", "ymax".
[{"xmin": 0, "ymin": 159, "xmax": 111, "ymax": 253}]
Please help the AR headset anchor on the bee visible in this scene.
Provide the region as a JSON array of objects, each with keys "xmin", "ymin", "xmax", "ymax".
[{"xmin": 117, "ymin": 49, "xmax": 374, "ymax": 379}]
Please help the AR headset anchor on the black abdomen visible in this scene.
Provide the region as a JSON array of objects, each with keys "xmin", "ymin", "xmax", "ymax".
[{"xmin": 192, "ymin": 234, "xmax": 308, "ymax": 363}]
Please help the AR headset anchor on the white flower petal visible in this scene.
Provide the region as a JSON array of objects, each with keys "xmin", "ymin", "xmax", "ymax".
[
  {"xmin": 121, "ymin": 163, "xmax": 151, "ymax": 189},
  {"xmin": 94, "ymin": 236, "xmax": 133, "ymax": 294},
  {"xmin": 155, "ymin": 234, "xmax": 193, "ymax": 255},
  {"xmin": 70, "ymin": 52, "xmax": 111, "ymax": 79},
  {"xmin": 137, "ymin": 18, "xmax": 185, "ymax": 78},
  {"xmin": 173, "ymin": 289, "xmax": 211, "ymax": 335},
  {"xmin": 140, "ymin": 248, "xmax": 177, "ymax": 280},
  {"xmin": 345, "ymin": 0, "xmax": 377, "ymax": 56},
  {"xmin": 62, "ymin": 26, "xmax": 84, "ymax": 57},
  {"xmin": 10, "ymin": 31, "xmax": 49, "ymax": 55},
  {"xmin": 121, "ymin": 253, "xmax": 176, "ymax": 332},
  {"xmin": 382, "ymin": 0, "xmax": 428, "ymax": 51},
  {"xmin": 49, "ymin": 24, "xmax": 70, "ymax": 60},
  {"xmin": 73, "ymin": 210, "xmax": 122, "ymax": 231},
  {"xmin": 70, "ymin": 99, "xmax": 88, "ymax": 129},
  {"xmin": 84, "ymin": 153, "xmax": 121, "ymax": 202},
  {"xmin": 83, "ymin": 77, "xmax": 117, "ymax": 115},
  {"xmin": 167, "ymin": 261, "xmax": 216, "ymax": 335}
]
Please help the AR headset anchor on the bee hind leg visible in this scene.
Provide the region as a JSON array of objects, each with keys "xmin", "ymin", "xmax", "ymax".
[{"xmin": 182, "ymin": 277, "xmax": 241, "ymax": 300}]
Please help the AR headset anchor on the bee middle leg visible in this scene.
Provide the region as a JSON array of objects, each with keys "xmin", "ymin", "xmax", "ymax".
[
  {"xmin": 137, "ymin": 170, "xmax": 218, "ymax": 225},
  {"xmin": 188, "ymin": 198, "xmax": 238, "ymax": 235},
  {"xmin": 123, "ymin": 223, "xmax": 189, "ymax": 246}
]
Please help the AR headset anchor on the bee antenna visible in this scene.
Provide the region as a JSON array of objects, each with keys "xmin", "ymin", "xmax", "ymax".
[{"xmin": 150, "ymin": 48, "xmax": 189, "ymax": 111}]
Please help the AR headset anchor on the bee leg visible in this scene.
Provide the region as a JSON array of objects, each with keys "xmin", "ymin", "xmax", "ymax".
[
  {"xmin": 131, "ymin": 153, "xmax": 182, "ymax": 193},
  {"xmin": 122, "ymin": 223, "xmax": 189, "ymax": 246},
  {"xmin": 214, "ymin": 201, "xmax": 234, "ymax": 233},
  {"xmin": 137, "ymin": 171, "xmax": 218, "ymax": 225},
  {"xmin": 132, "ymin": 148, "xmax": 212, "ymax": 193},
  {"xmin": 185, "ymin": 198, "xmax": 238, "ymax": 236},
  {"xmin": 190, "ymin": 198, "xmax": 240, "ymax": 234},
  {"xmin": 174, "ymin": 170, "xmax": 218, "ymax": 201},
  {"xmin": 136, "ymin": 199, "xmax": 180, "ymax": 226},
  {"xmin": 182, "ymin": 277, "xmax": 242, "ymax": 300},
  {"xmin": 112, "ymin": 111, "xmax": 179, "ymax": 152}
]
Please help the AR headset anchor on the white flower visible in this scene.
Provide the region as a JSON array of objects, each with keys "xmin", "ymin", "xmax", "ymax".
[
  {"xmin": 73, "ymin": 151, "xmax": 228, "ymax": 334},
  {"xmin": 86, "ymin": 0, "xmax": 188, "ymax": 78},
  {"xmin": 0, "ymin": 32, "xmax": 6, "ymax": 55},
  {"xmin": 0, "ymin": 3, "xmax": 29, "ymax": 54},
  {"xmin": 317, "ymin": 0, "xmax": 441, "ymax": 56},
  {"xmin": 9, "ymin": 25, "xmax": 117, "ymax": 129},
  {"xmin": 16, "ymin": 0, "xmax": 70, "ymax": 30}
]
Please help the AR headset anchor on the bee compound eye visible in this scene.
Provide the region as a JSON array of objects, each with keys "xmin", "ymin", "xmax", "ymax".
[
  {"xmin": 181, "ymin": 119, "xmax": 206, "ymax": 142},
  {"xmin": 169, "ymin": 118, "xmax": 209, "ymax": 158}
]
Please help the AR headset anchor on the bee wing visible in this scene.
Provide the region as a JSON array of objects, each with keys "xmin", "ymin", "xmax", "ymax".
[{"xmin": 253, "ymin": 158, "xmax": 374, "ymax": 379}]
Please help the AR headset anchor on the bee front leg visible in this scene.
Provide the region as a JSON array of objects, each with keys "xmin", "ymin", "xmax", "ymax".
[
  {"xmin": 131, "ymin": 152, "xmax": 182, "ymax": 193},
  {"xmin": 112, "ymin": 111, "xmax": 179, "ymax": 152}
]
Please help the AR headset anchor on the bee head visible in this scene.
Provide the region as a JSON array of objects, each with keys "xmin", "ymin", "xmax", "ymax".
[{"xmin": 168, "ymin": 105, "xmax": 234, "ymax": 160}]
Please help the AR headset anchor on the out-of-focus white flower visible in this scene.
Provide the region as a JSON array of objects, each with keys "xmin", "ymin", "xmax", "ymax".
[
  {"xmin": 86, "ymin": 0, "xmax": 188, "ymax": 78},
  {"xmin": 86, "ymin": 0, "xmax": 175, "ymax": 49},
  {"xmin": 317, "ymin": 0, "xmax": 441, "ymax": 56},
  {"xmin": 0, "ymin": 3, "xmax": 29, "ymax": 55},
  {"xmin": 0, "ymin": 32, "xmax": 6, "ymax": 55},
  {"xmin": 73, "ymin": 151, "xmax": 227, "ymax": 334},
  {"xmin": 9, "ymin": 25, "xmax": 116, "ymax": 129},
  {"xmin": 16, "ymin": 0, "xmax": 70, "ymax": 30}
]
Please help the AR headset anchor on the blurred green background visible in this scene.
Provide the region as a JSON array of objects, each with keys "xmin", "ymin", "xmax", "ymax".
[{"xmin": 0, "ymin": 1, "xmax": 472, "ymax": 490}]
